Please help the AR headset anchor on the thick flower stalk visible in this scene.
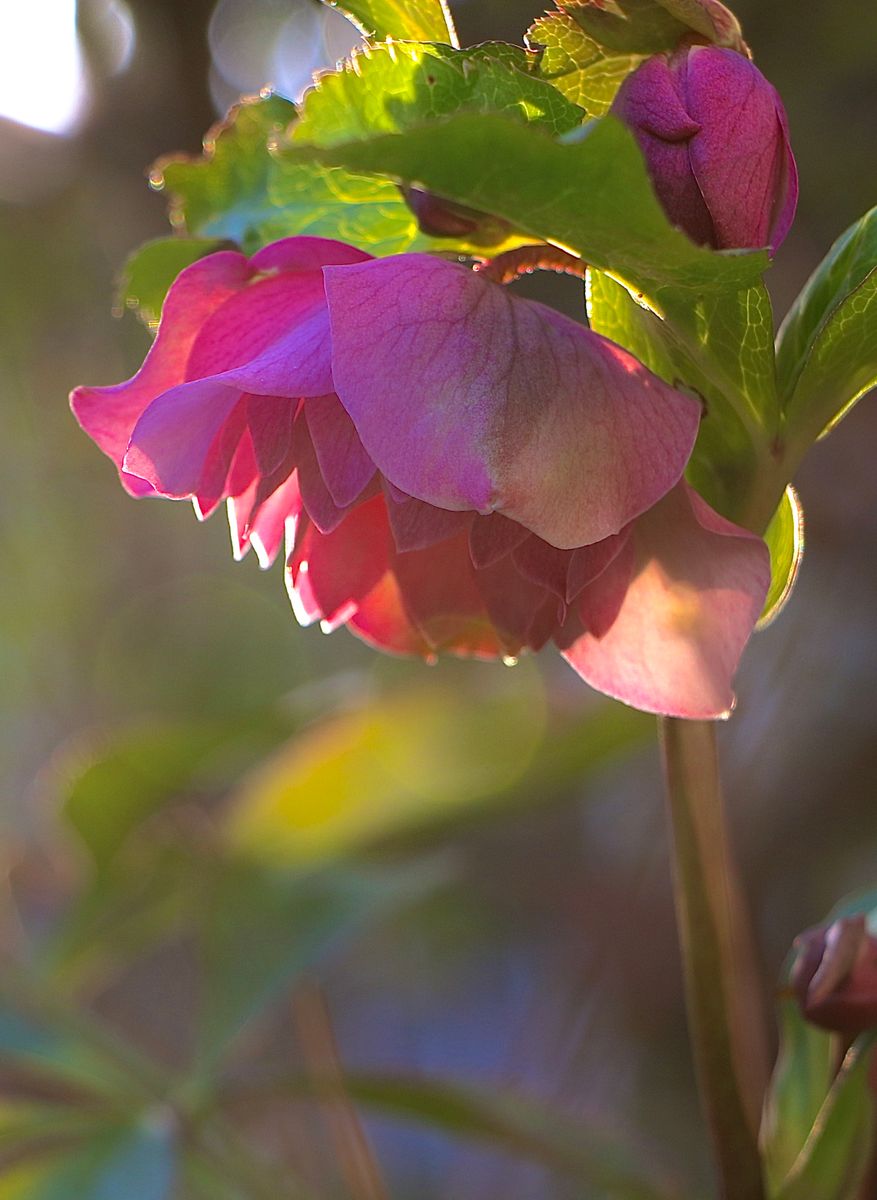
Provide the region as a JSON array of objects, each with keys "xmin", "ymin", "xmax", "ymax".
[
  {"xmin": 71, "ymin": 236, "xmax": 769, "ymax": 719},
  {"xmin": 612, "ymin": 42, "xmax": 798, "ymax": 251}
]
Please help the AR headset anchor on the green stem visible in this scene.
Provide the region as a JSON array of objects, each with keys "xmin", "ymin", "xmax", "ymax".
[{"xmin": 659, "ymin": 718, "xmax": 768, "ymax": 1200}]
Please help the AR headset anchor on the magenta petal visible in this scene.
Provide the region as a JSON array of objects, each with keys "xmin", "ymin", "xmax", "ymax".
[
  {"xmin": 245, "ymin": 395, "xmax": 296, "ymax": 476},
  {"xmin": 560, "ymin": 483, "xmax": 770, "ymax": 719},
  {"xmin": 391, "ymin": 533, "xmax": 506, "ymax": 658},
  {"xmin": 468, "ymin": 513, "xmax": 530, "ymax": 569},
  {"xmin": 566, "ymin": 530, "xmax": 631, "ymax": 603},
  {"xmin": 70, "ymin": 251, "xmax": 251, "ymax": 492},
  {"xmin": 193, "ymin": 401, "xmax": 249, "ymax": 519},
  {"xmin": 384, "ymin": 487, "xmax": 473, "ymax": 553},
  {"xmin": 287, "ymin": 497, "xmax": 389, "ymax": 629},
  {"xmin": 124, "ymin": 379, "xmax": 242, "ymax": 497},
  {"xmin": 685, "ymin": 46, "xmax": 786, "ymax": 250},
  {"xmin": 474, "ymin": 556, "xmax": 558, "ymax": 654},
  {"xmin": 291, "ymin": 409, "xmax": 348, "ymax": 534},
  {"xmin": 250, "ymin": 236, "xmax": 373, "ymax": 273},
  {"xmin": 229, "ymin": 472, "xmax": 302, "ymax": 567},
  {"xmin": 305, "ymin": 393, "xmax": 376, "ymax": 508},
  {"xmin": 512, "ymin": 536, "xmax": 570, "ymax": 601},
  {"xmin": 325, "ymin": 255, "xmax": 701, "ymax": 549}
]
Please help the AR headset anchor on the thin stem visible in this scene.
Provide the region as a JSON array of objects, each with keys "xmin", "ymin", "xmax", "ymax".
[
  {"xmin": 293, "ymin": 982, "xmax": 390, "ymax": 1200},
  {"xmin": 659, "ymin": 718, "xmax": 768, "ymax": 1200}
]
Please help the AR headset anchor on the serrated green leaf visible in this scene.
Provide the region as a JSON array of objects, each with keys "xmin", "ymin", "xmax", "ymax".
[
  {"xmin": 116, "ymin": 238, "xmax": 225, "ymax": 328},
  {"xmin": 284, "ymin": 112, "xmax": 768, "ymax": 293},
  {"xmin": 527, "ymin": 11, "xmax": 641, "ymax": 115},
  {"xmin": 322, "ymin": 0, "xmax": 457, "ymax": 45},
  {"xmin": 155, "ymin": 93, "xmax": 517, "ymax": 257},
  {"xmin": 155, "ymin": 94, "xmax": 297, "ymax": 251},
  {"xmin": 294, "ymin": 41, "xmax": 585, "ymax": 146},
  {"xmin": 777, "ymin": 207, "xmax": 877, "ymax": 451},
  {"xmin": 759, "ymin": 486, "xmax": 804, "ymax": 628}
]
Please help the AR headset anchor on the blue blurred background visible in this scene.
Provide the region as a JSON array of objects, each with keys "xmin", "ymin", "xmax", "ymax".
[{"xmin": 0, "ymin": 1, "xmax": 876, "ymax": 1196}]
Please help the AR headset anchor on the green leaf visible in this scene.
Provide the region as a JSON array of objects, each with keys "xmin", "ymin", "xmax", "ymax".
[
  {"xmin": 116, "ymin": 237, "xmax": 225, "ymax": 328},
  {"xmin": 772, "ymin": 1034, "xmax": 875, "ymax": 1200},
  {"xmin": 57, "ymin": 720, "xmax": 224, "ymax": 874},
  {"xmin": 198, "ymin": 862, "xmax": 435, "ymax": 1062},
  {"xmin": 268, "ymin": 1071, "xmax": 674, "ymax": 1198},
  {"xmin": 0, "ymin": 1116, "xmax": 178, "ymax": 1200},
  {"xmin": 155, "ymin": 93, "xmax": 517, "ymax": 257},
  {"xmin": 777, "ymin": 206, "xmax": 877, "ymax": 450},
  {"xmin": 284, "ymin": 112, "xmax": 768, "ymax": 293},
  {"xmin": 155, "ymin": 93, "xmax": 297, "ymax": 252},
  {"xmin": 561, "ymin": 0, "xmax": 693, "ymax": 54},
  {"xmin": 227, "ymin": 677, "xmax": 548, "ymax": 864},
  {"xmin": 293, "ymin": 41, "xmax": 585, "ymax": 146},
  {"xmin": 322, "ymin": 0, "xmax": 457, "ymax": 45},
  {"xmin": 760, "ymin": 1000, "xmax": 835, "ymax": 1194},
  {"xmin": 0, "ymin": 1003, "xmax": 131, "ymax": 1098},
  {"xmin": 652, "ymin": 0, "xmax": 745, "ymax": 47},
  {"xmin": 527, "ymin": 11, "xmax": 641, "ymax": 115},
  {"xmin": 586, "ymin": 270, "xmax": 763, "ymax": 518},
  {"xmin": 759, "ymin": 486, "xmax": 804, "ymax": 628}
]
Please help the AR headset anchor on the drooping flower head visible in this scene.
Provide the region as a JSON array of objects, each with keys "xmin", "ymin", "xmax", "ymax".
[
  {"xmin": 71, "ymin": 237, "xmax": 770, "ymax": 719},
  {"xmin": 612, "ymin": 43, "xmax": 798, "ymax": 251}
]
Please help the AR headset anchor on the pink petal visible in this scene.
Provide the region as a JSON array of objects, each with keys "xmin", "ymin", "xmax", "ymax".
[
  {"xmin": 559, "ymin": 483, "xmax": 770, "ymax": 719},
  {"xmin": 70, "ymin": 251, "xmax": 252, "ymax": 493},
  {"xmin": 566, "ymin": 530, "xmax": 631, "ymax": 602},
  {"xmin": 250, "ymin": 236, "xmax": 373, "ymax": 274},
  {"xmin": 193, "ymin": 401, "xmax": 250, "ymax": 519},
  {"xmin": 474, "ymin": 556, "xmax": 559, "ymax": 654},
  {"xmin": 384, "ymin": 487, "xmax": 473, "ymax": 553},
  {"xmin": 304, "ymin": 393, "xmax": 376, "ymax": 508},
  {"xmin": 124, "ymin": 379, "xmax": 242, "ymax": 497},
  {"xmin": 685, "ymin": 46, "xmax": 786, "ymax": 250},
  {"xmin": 291, "ymin": 409, "xmax": 349, "ymax": 534},
  {"xmin": 286, "ymin": 497, "xmax": 389, "ymax": 629},
  {"xmin": 512, "ymin": 536, "xmax": 570, "ymax": 600},
  {"xmin": 347, "ymin": 572, "xmax": 434, "ymax": 658},
  {"xmin": 229, "ymin": 471, "xmax": 302, "ymax": 567},
  {"xmin": 468, "ymin": 513, "xmax": 530, "ymax": 569},
  {"xmin": 325, "ymin": 255, "xmax": 701, "ymax": 549},
  {"xmin": 391, "ymin": 532, "xmax": 506, "ymax": 658},
  {"xmin": 245, "ymin": 395, "xmax": 296, "ymax": 476}
]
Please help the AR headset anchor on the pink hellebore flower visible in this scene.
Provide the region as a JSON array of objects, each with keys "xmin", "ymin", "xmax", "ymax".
[
  {"xmin": 71, "ymin": 236, "xmax": 770, "ymax": 719},
  {"xmin": 612, "ymin": 43, "xmax": 798, "ymax": 251}
]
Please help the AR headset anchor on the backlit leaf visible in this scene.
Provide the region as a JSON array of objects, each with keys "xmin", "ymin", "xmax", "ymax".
[
  {"xmin": 527, "ymin": 11, "xmax": 640, "ymax": 115},
  {"xmin": 777, "ymin": 206, "xmax": 877, "ymax": 451},
  {"xmin": 293, "ymin": 41, "xmax": 585, "ymax": 146},
  {"xmin": 283, "ymin": 112, "xmax": 769, "ymax": 293},
  {"xmin": 117, "ymin": 238, "xmax": 226, "ymax": 329},
  {"xmin": 322, "ymin": 0, "xmax": 457, "ymax": 45},
  {"xmin": 759, "ymin": 486, "xmax": 804, "ymax": 628}
]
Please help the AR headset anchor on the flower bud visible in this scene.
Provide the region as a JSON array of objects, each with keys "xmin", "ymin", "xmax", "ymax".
[
  {"xmin": 401, "ymin": 186, "xmax": 513, "ymax": 246},
  {"xmin": 791, "ymin": 915, "xmax": 877, "ymax": 1036},
  {"xmin": 612, "ymin": 44, "xmax": 797, "ymax": 251}
]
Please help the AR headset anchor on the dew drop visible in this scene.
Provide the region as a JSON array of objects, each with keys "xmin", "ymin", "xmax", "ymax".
[{"xmin": 502, "ymin": 655, "xmax": 519, "ymax": 667}]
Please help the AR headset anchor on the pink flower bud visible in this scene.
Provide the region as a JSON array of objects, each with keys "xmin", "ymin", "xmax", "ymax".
[
  {"xmin": 612, "ymin": 44, "xmax": 798, "ymax": 251},
  {"xmin": 792, "ymin": 915, "xmax": 877, "ymax": 1036}
]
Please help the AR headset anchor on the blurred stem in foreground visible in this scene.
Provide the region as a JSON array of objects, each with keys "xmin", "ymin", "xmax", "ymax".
[{"xmin": 659, "ymin": 718, "xmax": 769, "ymax": 1200}]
